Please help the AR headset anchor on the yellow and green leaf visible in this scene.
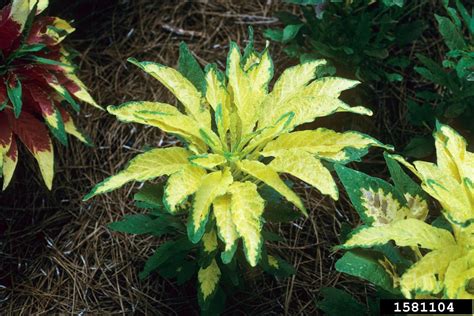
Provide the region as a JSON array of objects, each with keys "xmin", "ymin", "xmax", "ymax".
[
  {"xmin": 400, "ymin": 246, "xmax": 463, "ymax": 298},
  {"xmin": 189, "ymin": 153, "xmax": 226, "ymax": 170},
  {"xmin": 213, "ymin": 194, "xmax": 238, "ymax": 263},
  {"xmin": 163, "ymin": 165, "xmax": 206, "ymax": 213},
  {"xmin": 269, "ymin": 149, "xmax": 338, "ymax": 200},
  {"xmin": 84, "ymin": 147, "xmax": 191, "ymax": 200},
  {"xmin": 237, "ymin": 159, "xmax": 307, "ymax": 216},
  {"xmin": 229, "ymin": 181, "xmax": 265, "ymax": 266},
  {"xmin": 343, "ymin": 218, "xmax": 457, "ymax": 250},
  {"xmin": 128, "ymin": 58, "xmax": 211, "ymax": 128},
  {"xmin": 444, "ymin": 251, "xmax": 474, "ymax": 299},
  {"xmin": 197, "ymin": 258, "xmax": 221, "ymax": 309},
  {"xmin": 262, "ymin": 128, "xmax": 391, "ymax": 163},
  {"xmin": 187, "ymin": 169, "xmax": 233, "ymax": 243}
]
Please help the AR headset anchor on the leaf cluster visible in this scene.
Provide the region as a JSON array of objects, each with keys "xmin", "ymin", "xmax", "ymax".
[
  {"xmin": 409, "ymin": 1, "xmax": 474, "ymax": 141},
  {"xmin": 265, "ymin": 0, "xmax": 425, "ymax": 82}
]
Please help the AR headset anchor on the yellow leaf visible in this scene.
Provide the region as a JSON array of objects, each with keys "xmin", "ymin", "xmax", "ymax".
[
  {"xmin": 189, "ymin": 153, "xmax": 226, "ymax": 170},
  {"xmin": 227, "ymin": 43, "xmax": 257, "ymax": 136},
  {"xmin": 268, "ymin": 255, "xmax": 279, "ymax": 269},
  {"xmin": 343, "ymin": 218, "xmax": 456, "ymax": 250},
  {"xmin": 30, "ymin": 0, "xmax": 48, "ymax": 13},
  {"xmin": 30, "ymin": 139, "xmax": 54, "ymax": 190},
  {"xmin": 258, "ymin": 60, "xmax": 325, "ymax": 128},
  {"xmin": 237, "ymin": 159, "xmax": 306, "ymax": 215},
  {"xmin": 164, "ymin": 165, "xmax": 206, "ymax": 213},
  {"xmin": 414, "ymin": 161, "xmax": 473, "ymax": 225},
  {"xmin": 198, "ymin": 258, "xmax": 221, "ymax": 304},
  {"xmin": 241, "ymin": 112, "xmax": 294, "ymax": 156},
  {"xmin": 62, "ymin": 113, "xmax": 91, "ymax": 145},
  {"xmin": 10, "ymin": 0, "xmax": 30, "ymax": 32},
  {"xmin": 202, "ymin": 228, "xmax": 218, "ymax": 254},
  {"xmin": 246, "ymin": 48, "xmax": 273, "ymax": 99},
  {"xmin": 2, "ymin": 142, "xmax": 18, "ymax": 191},
  {"xmin": 229, "ymin": 181, "xmax": 265, "ymax": 266},
  {"xmin": 444, "ymin": 251, "xmax": 474, "ymax": 299},
  {"xmin": 303, "ymin": 76, "xmax": 359, "ymax": 97},
  {"xmin": 188, "ymin": 169, "xmax": 233, "ymax": 243},
  {"xmin": 213, "ymin": 194, "xmax": 238, "ymax": 263},
  {"xmin": 434, "ymin": 124, "xmax": 467, "ymax": 182},
  {"xmin": 128, "ymin": 58, "xmax": 211, "ymax": 128},
  {"xmin": 269, "ymin": 149, "xmax": 338, "ymax": 200},
  {"xmin": 84, "ymin": 147, "xmax": 190, "ymax": 200},
  {"xmin": 262, "ymin": 128, "xmax": 389, "ymax": 162},
  {"xmin": 108, "ymin": 101, "xmax": 205, "ymax": 147},
  {"xmin": 46, "ymin": 18, "xmax": 75, "ymax": 44},
  {"xmin": 205, "ymin": 66, "xmax": 230, "ymax": 139},
  {"xmin": 400, "ymin": 246, "xmax": 463, "ymax": 298},
  {"xmin": 258, "ymin": 62, "xmax": 370, "ymax": 129},
  {"xmin": 61, "ymin": 72, "xmax": 101, "ymax": 109}
]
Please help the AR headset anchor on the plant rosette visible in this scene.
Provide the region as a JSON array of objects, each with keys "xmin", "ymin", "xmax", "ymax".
[
  {"xmin": 0, "ymin": 0, "xmax": 100, "ymax": 190},
  {"xmin": 85, "ymin": 29, "xmax": 390, "ymax": 312}
]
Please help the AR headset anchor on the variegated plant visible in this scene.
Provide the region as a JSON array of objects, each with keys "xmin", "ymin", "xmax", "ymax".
[
  {"xmin": 0, "ymin": 0, "xmax": 100, "ymax": 190},
  {"xmin": 85, "ymin": 32, "xmax": 388, "ymax": 311},
  {"xmin": 336, "ymin": 124, "xmax": 474, "ymax": 299}
]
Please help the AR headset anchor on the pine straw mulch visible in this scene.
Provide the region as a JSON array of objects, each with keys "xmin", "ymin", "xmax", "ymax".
[{"xmin": 0, "ymin": 0, "xmax": 445, "ymax": 315}]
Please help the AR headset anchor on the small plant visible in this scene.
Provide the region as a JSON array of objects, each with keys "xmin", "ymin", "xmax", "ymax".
[
  {"xmin": 85, "ymin": 29, "xmax": 389, "ymax": 312},
  {"xmin": 407, "ymin": 0, "xmax": 473, "ymax": 157},
  {"xmin": 265, "ymin": 0, "xmax": 425, "ymax": 82},
  {"xmin": 335, "ymin": 123, "xmax": 474, "ymax": 299},
  {"xmin": 0, "ymin": 0, "xmax": 100, "ymax": 190}
]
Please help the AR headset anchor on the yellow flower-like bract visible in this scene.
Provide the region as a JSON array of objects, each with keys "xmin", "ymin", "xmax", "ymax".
[
  {"xmin": 85, "ymin": 41, "xmax": 389, "ymax": 269},
  {"xmin": 343, "ymin": 124, "xmax": 474, "ymax": 299}
]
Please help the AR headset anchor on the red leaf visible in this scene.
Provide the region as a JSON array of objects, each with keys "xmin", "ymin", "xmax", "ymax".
[
  {"xmin": 0, "ymin": 111, "xmax": 12, "ymax": 149},
  {"xmin": 0, "ymin": 5, "xmax": 21, "ymax": 51},
  {"xmin": 24, "ymin": 84, "xmax": 55, "ymax": 116},
  {"xmin": 55, "ymin": 71, "xmax": 80, "ymax": 94},
  {"xmin": 7, "ymin": 109, "xmax": 51, "ymax": 153},
  {"xmin": 26, "ymin": 16, "xmax": 56, "ymax": 46},
  {"xmin": 5, "ymin": 135, "xmax": 17, "ymax": 161}
]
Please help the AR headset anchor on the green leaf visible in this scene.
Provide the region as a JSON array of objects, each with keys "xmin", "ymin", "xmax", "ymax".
[
  {"xmin": 415, "ymin": 54, "xmax": 452, "ymax": 87},
  {"xmin": 335, "ymin": 251, "xmax": 397, "ymax": 293},
  {"xmin": 108, "ymin": 214, "xmax": 182, "ymax": 236},
  {"xmin": 176, "ymin": 260, "xmax": 197, "ymax": 285},
  {"xmin": 55, "ymin": 84, "xmax": 80, "ymax": 113},
  {"xmin": 384, "ymin": 152, "xmax": 426, "ymax": 199},
  {"xmin": 27, "ymin": 56, "xmax": 73, "ymax": 68},
  {"xmin": 455, "ymin": 0, "xmax": 474, "ymax": 34},
  {"xmin": 382, "ymin": 0, "xmax": 404, "ymax": 7},
  {"xmin": 139, "ymin": 238, "xmax": 194, "ymax": 280},
  {"xmin": 260, "ymin": 184, "xmax": 300, "ymax": 223},
  {"xmin": 6, "ymin": 77, "xmax": 22, "ymax": 118},
  {"xmin": 407, "ymin": 99, "xmax": 436, "ymax": 126},
  {"xmin": 402, "ymin": 135, "xmax": 434, "ymax": 159},
  {"xmin": 178, "ymin": 42, "xmax": 206, "ymax": 93},
  {"xmin": 281, "ymin": 24, "xmax": 304, "ymax": 43},
  {"xmin": 435, "ymin": 14, "xmax": 466, "ymax": 51},
  {"xmin": 431, "ymin": 215, "xmax": 453, "ymax": 233},
  {"xmin": 316, "ymin": 287, "xmax": 367, "ymax": 316},
  {"xmin": 261, "ymin": 251, "xmax": 296, "ymax": 278},
  {"xmin": 134, "ymin": 182, "xmax": 165, "ymax": 210},
  {"xmin": 264, "ymin": 24, "xmax": 303, "ymax": 44},
  {"xmin": 263, "ymin": 28, "xmax": 284, "ymax": 42}
]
